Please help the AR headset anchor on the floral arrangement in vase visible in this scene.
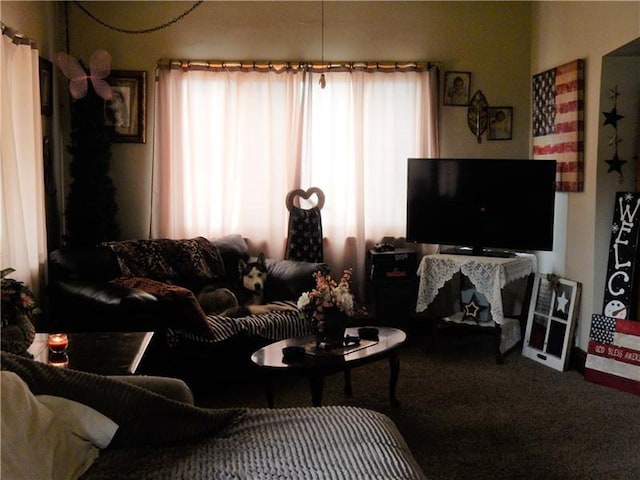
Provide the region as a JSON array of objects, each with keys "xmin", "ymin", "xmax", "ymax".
[
  {"xmin": 297, "ymin": 269, "xmax": 357, "ymax": 347},
  {"xmin": 1, "ymin": 268, "xmax": 39, "ymax": 354}
]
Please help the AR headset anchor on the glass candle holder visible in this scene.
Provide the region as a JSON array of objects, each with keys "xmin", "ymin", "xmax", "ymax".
[
  {"xmin": 48, "ymin": 352, "xmax": 69, "ymax": 368},
  {"xmin": 47, "ymin": 333, "xmax": 69, "ymax": 353}
]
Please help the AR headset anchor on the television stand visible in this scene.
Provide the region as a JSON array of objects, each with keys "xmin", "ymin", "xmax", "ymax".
[
  {"xmin": 416, "ymin": 253, "xmax": 536, "ymax": 363},
  {"xmin": 441, "ymin": 246, "xmax": 517, "ymax": 258}
]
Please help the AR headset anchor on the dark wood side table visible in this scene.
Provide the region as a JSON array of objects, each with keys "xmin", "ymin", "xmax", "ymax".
[
  {"xmin": 251, "ymin": 326, "xmax": 406, "ymax": 407},
  {"xmin": 28, "ymin": 332, "xmax": 154, "ymax": 375}
]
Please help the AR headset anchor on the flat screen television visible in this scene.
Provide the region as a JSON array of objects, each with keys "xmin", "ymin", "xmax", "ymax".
[{"xmin": 406, "ymin": 158, "xmax": 556, "ymax": 256}]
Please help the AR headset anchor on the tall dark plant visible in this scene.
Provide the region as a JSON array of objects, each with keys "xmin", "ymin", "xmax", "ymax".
[{"xmin": 64, "ymin": 84, "xmax": 120, "ymax": 247}]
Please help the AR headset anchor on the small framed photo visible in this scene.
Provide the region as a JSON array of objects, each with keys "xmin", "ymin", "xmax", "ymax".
[
  {"xmin": 487, "ymin": 106, "xmax": 513, "ymax": 140},
  {"xmin": 105, "ymin": 70, "xmax": 147, "ymax": 143},
  {"xmin": 443, "ymin": 71, "xmax": 471, "ymax": 106},
  {"xmin": 39, "ymin": 57, "xmax": 53, "ymax": 116}
]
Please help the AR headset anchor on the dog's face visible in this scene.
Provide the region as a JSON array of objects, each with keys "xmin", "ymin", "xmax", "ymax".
[{"xmin": 239, "ymin": 253, "xmax": 267, "ymax": 295}]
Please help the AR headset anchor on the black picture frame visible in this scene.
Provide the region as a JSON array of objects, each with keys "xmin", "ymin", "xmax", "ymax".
[
  {"xmin": 39, "ymin": 57, "xmax": 53, "ymax": 116},
  {"xmin": 487, "ymin": 106, "xmax": 513, "ymax": 141},
  {"xmin": 443, "ymin": 71, "xmax": 471, "ymax": 106},
  {"xmin": 105, "ymin": 70, "xmax": 147, "ymax": 143}
]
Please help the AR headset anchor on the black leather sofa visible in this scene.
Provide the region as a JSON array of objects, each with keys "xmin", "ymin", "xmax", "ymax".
[{"xmin": 47, "ymin": 234, "xmax": 327, "ymax": 384}]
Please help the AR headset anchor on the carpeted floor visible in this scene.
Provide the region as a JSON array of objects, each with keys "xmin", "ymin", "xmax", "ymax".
[{"xmin": 194, "ymin": 332, "xmax": 640, "ymax": 480}]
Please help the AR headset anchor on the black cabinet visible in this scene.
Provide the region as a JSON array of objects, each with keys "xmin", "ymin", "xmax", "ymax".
[{"xmin": 366, "ymin": 249, "xmax": 418, "ymax": 327}]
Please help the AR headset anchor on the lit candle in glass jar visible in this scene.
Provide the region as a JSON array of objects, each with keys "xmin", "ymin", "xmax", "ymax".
[{"xmin": 47, "ymin": 333, "xmax": 68, "ymax": 353}]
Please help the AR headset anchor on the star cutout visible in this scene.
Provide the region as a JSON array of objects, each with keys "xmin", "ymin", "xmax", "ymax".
[
  {"xmin": 555, "ymin": 291, "xmax": 569, "ymax": 314},
  {"xmin": 602, "ymin": 107, "xmax": 624, "ymax": 128},
  {"xmin": 607, "ymin": 134, "xmax": 622, "ymax": 147},
  {"xmin": 462, "ymin": 293, "xmax": 488, "ymax": 323},
  {"xmin": 606, "ymin": 153, "xmax": 627, "ymax": 174},
  {"xmin": 608, "ymin": 86, "xmax": 620, "ymax": 100},
  {"xmin": 464, "ymin": 300, "xmax": 481, "ymax": 319}
]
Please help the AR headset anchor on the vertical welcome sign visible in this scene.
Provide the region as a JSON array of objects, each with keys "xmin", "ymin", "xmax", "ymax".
[
  {"xmin": 602, "ymin": 192, "xmax": 640, "ymax": 320},
  {"xmin": 585, "ymin": 192, "xmax": 640, "ymax": 395}
]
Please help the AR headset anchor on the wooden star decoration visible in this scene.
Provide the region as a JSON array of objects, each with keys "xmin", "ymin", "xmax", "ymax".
[
  {"xmin": 606, "ymin": 152, "xmax": 627, "ymax": 174},
  {"xmin": 602, "ymin": 107, "xmax": 624, "ymax": 128},
  {"xmin": 462, "ymin": 293, "xmax": 487, "ymax": 323},
  {"xmin": 608, "ymin": 85, "xmax": 620, "ymax": 100},
  {"xmin": 555, "ymin": 291, "xmax": 569, "ymax": 314},
  {"xmin": 607, "ymin": 134, "xmax": 622, "ymax": 147}
]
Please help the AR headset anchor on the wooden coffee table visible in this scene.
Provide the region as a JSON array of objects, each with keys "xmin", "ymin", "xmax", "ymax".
[
  {"xmin": 251, "ymin": 326, "xmax": 406, "ymax": 407},
  {"xmin": 28, "ymin": 332, "xmax": 154, "ymax": 375}
]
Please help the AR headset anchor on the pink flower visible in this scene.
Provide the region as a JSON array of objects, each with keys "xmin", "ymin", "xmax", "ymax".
[{"xmin": 297, "ymin": 269, "xmax": 358, "ymax": 325}]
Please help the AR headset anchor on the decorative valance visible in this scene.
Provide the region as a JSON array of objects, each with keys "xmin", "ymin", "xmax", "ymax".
[{"xmin": 157, "ymin": 59, "xmax": 437, "ymax": 74}]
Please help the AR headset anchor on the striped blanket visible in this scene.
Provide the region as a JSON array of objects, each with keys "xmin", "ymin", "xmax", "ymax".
[
  {"xmin": 83, "ymin": 406, "xmax": 427, "ymax": 480},
  {"xmin": 2, "ymin": 352, "xmax": 427, "ymax": 480},
  {"xmin": 167, "ymin": 301, "xmax": 314, "ymax": 347}
]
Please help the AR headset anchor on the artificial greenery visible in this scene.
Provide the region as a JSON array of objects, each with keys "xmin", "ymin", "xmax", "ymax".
[
  {"xmin": 1, "ymin": 268, "xmax": 40, "ymax": 327},
  {"xmin": 64, "ymin": 84, "xmax": 120, "ymax": 247}
]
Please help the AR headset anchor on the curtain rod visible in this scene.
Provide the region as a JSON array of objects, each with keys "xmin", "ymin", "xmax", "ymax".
[
  {"xmin": 157, "ymin": 59, "xmax": 439, "ymax": 74},
  {"xmin": 1, "ymin": 22, "xmax": 38, "ymax": 49}
]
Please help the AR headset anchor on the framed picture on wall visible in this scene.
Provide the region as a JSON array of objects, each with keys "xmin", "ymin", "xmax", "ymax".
[
  {"xmin": 443, "ymin": 71, "xmax": 471, "ymax": 106},
  {"xmin": 39, "ymin": 57, "xmax": 53, "ymax": 116},
  {"xmin": 105, "ymin": 70, "xmax": 147, "ymax": 143},
  {"xmin": 487, "ymin": 106, "xmax": 513, "ymax": 140}
]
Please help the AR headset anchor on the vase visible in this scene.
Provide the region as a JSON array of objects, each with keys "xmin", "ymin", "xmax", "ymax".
[
  {"xmin": 316, "ymin": 309, "xmax": 348, "ymax": 349},
  {"xmin": 1, "ymin": 314, "xmax": 36, "ymax": 356}
]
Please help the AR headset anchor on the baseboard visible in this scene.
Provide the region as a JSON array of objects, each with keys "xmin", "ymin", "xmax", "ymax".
[{"xmin": 570, "ymin": 346, "xmax": 587, "ymax": 374}]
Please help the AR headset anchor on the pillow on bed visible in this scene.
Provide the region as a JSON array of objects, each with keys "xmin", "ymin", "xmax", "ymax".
[
  {"xmin": 1, "ymin": 371, "xmax": 107, "ymax": 480},
  {"xmin": 36, "ymin": 395, "xmax": 119, "ymax": 449}
]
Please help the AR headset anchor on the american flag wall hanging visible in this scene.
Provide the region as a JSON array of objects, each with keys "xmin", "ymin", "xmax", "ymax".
[
  {"xmin": 532, "ymin": 59, "xmax": 585, "ymax": 192},
  {"xmin": 585, "ymin": 314, "xmax": 640, "ymax": 396}
]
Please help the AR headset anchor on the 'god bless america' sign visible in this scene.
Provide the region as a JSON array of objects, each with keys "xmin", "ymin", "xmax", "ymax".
[{"xmin": 602, "ymin": 192, "xmax": 640, "ymax": 320}]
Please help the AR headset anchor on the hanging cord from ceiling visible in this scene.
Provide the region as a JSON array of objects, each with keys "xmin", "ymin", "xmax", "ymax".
[
  {"xmin": 319, "ymin": 0, "xmax": 326, "ymax": 88},
  {"xmin": 72, "ymin": 1, "xmax": 204, "ymax": 34}
]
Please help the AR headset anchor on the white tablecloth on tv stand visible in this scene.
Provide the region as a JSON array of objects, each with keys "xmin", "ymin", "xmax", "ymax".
[{"xmin": 416, "ymin": 253, "xmax": 537, "ymax": 353}]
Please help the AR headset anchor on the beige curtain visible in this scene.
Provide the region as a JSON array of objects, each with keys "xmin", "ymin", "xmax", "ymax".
[
  {"xmin": 0, "ymin": 30, "xmax": 48, "ymax": 301},
  {"xmin": 298, "ymin": 69, "xmax": 439, "ymax": 295},
  {"xmin": 152, "ymin": 63, "xmax": 438, "ymax": 297}
]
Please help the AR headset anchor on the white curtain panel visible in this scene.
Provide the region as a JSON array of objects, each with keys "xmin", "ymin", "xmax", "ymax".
[
  {"xmin": 0, "ymin": 33, "xmax": 48, "ymax": 300},
  {"xmin": 153, "ymin": 66, "xmax": 438, "ymax": 295}
]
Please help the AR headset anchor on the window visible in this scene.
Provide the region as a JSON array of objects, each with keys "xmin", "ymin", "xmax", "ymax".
[{"xmin": 153, "ymin": 63, "xmax": 438, "ymax": 285}]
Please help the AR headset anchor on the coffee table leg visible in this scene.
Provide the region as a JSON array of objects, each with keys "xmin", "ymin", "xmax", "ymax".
[
  {"xmin": 344, "ymin": 368, "xmax": 352, "ymax": 396},
  {"xmin": 309, "ymin": 375, "xmax": 325, "ymax": 406},
  {"xmin": 265, "ymin": 378, "xmax": 275, "ymax": 408},
  {"xmin": 388, "ymin": 351, "xmax": 400, "ymax": 407}
]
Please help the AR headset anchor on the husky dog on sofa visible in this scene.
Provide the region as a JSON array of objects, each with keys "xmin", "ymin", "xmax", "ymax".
[{"xmin": 198, "ymin": 253, "xmax": 293, "ymax": 318}]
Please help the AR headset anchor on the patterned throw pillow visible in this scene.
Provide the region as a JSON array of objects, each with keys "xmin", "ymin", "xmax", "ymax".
[
  {"xmin": 162, "ymin": 237, "xmax": 226, "ymax": 280},
  {"xmin": 103, "ymin": 237, "xmax": 225, "ymax": 281},
  {"xmin": 103, "ymin": 240, "xmax": 175, "ymax": 279}
]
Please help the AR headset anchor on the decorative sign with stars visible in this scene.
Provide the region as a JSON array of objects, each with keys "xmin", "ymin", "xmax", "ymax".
[
  {"xmin": 603, "ymin": 192, "xmax": 640, "ymax": 321},
  {"xmin": 522, "ymin": 273, "xmax": 581, "ymax": 371},
  {"xmin": 585, "ymin": 314, "xmax": 640, "ymax": 396},
  {"xmin": 602, "ymin": 85, "xmax": 627, "ymax": 180}
]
